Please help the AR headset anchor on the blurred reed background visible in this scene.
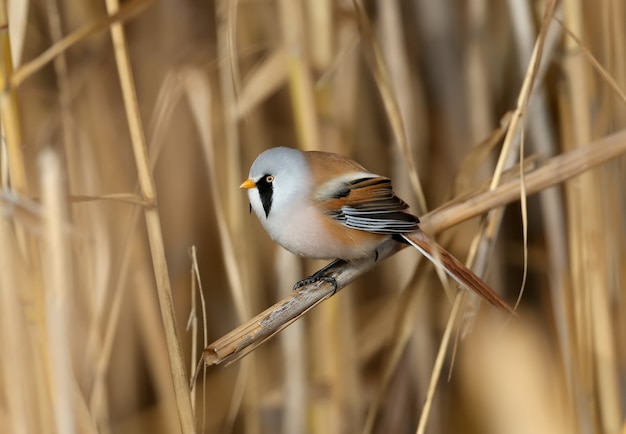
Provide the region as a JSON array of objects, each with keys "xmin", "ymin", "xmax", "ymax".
[{"xmin": 1, "ymin": 0, "xmax": 625, "ymax": 433}]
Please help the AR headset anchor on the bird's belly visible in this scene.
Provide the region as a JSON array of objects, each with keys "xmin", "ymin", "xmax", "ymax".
[{"xmin": 268, "ymin": 206, "xmax": 387, "ymax": 260}]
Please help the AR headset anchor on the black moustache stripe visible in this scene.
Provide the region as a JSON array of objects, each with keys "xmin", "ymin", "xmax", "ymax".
[{"xmin": 256, "ymin": 175, "xmax": 273, "ymax": 217}]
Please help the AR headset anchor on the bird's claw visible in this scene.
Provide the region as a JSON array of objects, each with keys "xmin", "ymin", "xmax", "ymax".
[
  {"xmin": 293, "ymin": 273, "xmax": 338, "ymax": 295},
  {"xmin": 293, "ymin": 259, "xmax": 342, "ymax": 294}
]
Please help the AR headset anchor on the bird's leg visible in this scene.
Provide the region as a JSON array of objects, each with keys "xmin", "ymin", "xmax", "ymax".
[{"xmin": 293, "ymin": 259, "xmax": 344, "ymax": 293}]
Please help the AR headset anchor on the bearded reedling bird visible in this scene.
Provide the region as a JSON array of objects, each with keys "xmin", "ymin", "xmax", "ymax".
[{"xmin": 241, "ymin": 147, "xmax": 514, "ymax": 314}]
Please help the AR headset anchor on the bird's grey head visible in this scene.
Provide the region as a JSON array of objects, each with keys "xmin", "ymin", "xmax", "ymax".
[{"xmin": 244, "ymin": 147, "xmax": 310, "ymax": 220}]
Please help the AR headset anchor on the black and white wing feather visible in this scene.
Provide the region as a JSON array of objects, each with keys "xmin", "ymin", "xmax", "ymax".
[{"xmin": 318, "ymin": 176, "xmax": 419, "ymax": 234}]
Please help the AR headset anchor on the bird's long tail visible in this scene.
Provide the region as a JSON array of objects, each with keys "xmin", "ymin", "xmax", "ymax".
[{"xmin": 401, "ymin": 229, "xmax": 516, "ymax": 315}]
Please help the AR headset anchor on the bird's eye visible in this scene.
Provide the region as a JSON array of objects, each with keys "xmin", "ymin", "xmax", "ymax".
[{"xmin": 265, "ymin": 175, "xmax": 275, "ymax": 183}]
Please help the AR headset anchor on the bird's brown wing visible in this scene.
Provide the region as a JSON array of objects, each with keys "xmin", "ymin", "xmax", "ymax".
[{"xmin": 318, "ymin": 176, "xmax": 419, "ymax": 234}]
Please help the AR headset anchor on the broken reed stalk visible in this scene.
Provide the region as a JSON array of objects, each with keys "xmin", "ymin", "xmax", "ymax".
[
  {"xmin": 196, "ymin": 239, "xmax": 403, "ymax": 372},
  {"xmin": 197, "ymin": 128, "xmax": 626, "ymax": 373}
]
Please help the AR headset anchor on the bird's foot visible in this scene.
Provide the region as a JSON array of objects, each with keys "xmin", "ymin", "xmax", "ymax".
[
  {"xmin": 293, "ymin": 274, "xmax": 338, "ymax": 293},
  {"xmin": 292, "ymin": 259, "xmax": 343, "ymax": 294}
]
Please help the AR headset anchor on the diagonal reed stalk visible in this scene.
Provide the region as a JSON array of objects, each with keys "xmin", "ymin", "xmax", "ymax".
[{"xmin": 102, "ymin": 0, "xmax": 194, "ymax": 432}]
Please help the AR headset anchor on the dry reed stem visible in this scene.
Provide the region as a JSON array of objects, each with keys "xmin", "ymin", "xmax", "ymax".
[
  {"xmin": 562, "ymin": 2, "xmax": 603, "ymax": 430},
  {"xmin": 352, "ymin": 0, "xmax": 427, "ymax": 213},
  {"xmin": 188, "ymin": 245, "xmax": 209, "ymax": 430},
  {"xmin": 276, "ymin": 249, "xmax": 307, "ymax": 434},
  {"xmin": 309, "ymin": 295, "xmax": 343, "ymax": 434},
  {"xmin": 87, "ymin": 207, "xmax": 139, "ymax": 427},
  {"xmin": 278, "ymin": 3, "xmax": 337, "ymax": 431},
  {"xmin": 468, "ymin": 1, "xmax": 558, "ymax": 323},
  {"xmin": 187, "ymin": 248, "xmax": 199, "ymax": 377},
  {"xmin": 421, "ymin": 128, "xmax": 626, "ymax": 234},
  {"xmin": 69, "ymin": 193, "xmax": 150, "ymax": 206},
  {"xmin": 217, "ymin": 0, "xmax": 246, "ymax": 229},
  {"xmin": 363, "ymin": 49, "xmax": 454, "ymax": 422},
  {"xmin": 214, "ymin": 24, "xmax": 252, "ymax": 425},
  {"xmin": 306, "ymin": 0, "xmax": 332, "ymax": 71},
  {"xmin": 184, "ymin": 59, "xmax": 266, "ymax": 433},
  {"xmin": 562, "ymin": 1, "xmax": 622, "ymax": 431},
  {"xmin": 10, "ymin": 0, "xmax": 151, "ymax": 89},
  {"xmin": 6, "ymin": 1, "xmax": 27, "ymax": 67},
  {"xmin": 0, "ymin": 4, "xmax": 53, "ymax": 431},
  {"xmin": 415, "ymin": 292, "xmax": 465, "ymax": 434},
  {"xmin": 459, "ymin": 0, "xmax": 558, "ymax": 357},
  {"xmin": 465, "ymin": 0, "xmax": 493, "ymax": 142},
  {"xmin": 188, "ymin": 262, "xmax": 199, "ymax": 413},
  {"xmin": 39, "ymin": 150, "xmax": 75, "ymax": 434},
  {"xmin": 198, "ymin": 239, "xmax": 403, "ymax": 369},
  {"xmin": 0, "ymin": 204, "xmax": 33, "ymax": 434},
  {"xmin": 555, "ymin": 17, "xmax": 626, "ymax": 104},
  {"xmin": 199, "ymin": 127, "xmax": 626, "ymax": 369},
  {"xmin": 87, "ymin": 72, "xmax": 186, "ymax": 427},
  {"xmin": 279, "ymin": 0, "xmax": 320, "ymax": 152},
  {"xmin": 183, "ymin": 67, "xmax": 256, "ymax": 431},
  {"xmin": 362, "ymin": 268, "xmax": 430, "ymax": 434},
  {"xmin": 217, "ymin": 3, "xmax": 263, "ymax": 432},
  {"xmin": 44, "ymin": 13, "xmax": 110, "ymax": 425},
  {"xmin": 0, "ymin": 1, "xmax": 42, "ymax": 318},
  {"xmin": 488, "ymin": 1, "xmax": 555, "ymax": 188},
  {"xmin": 0, "ymin": 0, "xmax": 26, "ymax": 194},
  {"xmin": 225, "ymin": 0, "xmax": 242, "ymax": 99},
  {"xmin": 133, "ymin": 269, "xmax": 182, "ymax": 434},
  {"xmin": 309, "ymin": 4, "xmax": 351, "ymax": 431},
  {"xmin": 234, "ymin": 48, "xmax": 288, "ymax": 119},
  {"xmin": 103, "ymin": 0, "xmax": 194, "ymax": 432},
  {"xmin": 510, "ymin": 1, "xmax": 574, "ymax": 405}
]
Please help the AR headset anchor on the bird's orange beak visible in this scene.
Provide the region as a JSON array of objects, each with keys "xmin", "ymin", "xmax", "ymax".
[{"xmin": 240, "ymin": 178, "xmax": 256, "ymax": 189}]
